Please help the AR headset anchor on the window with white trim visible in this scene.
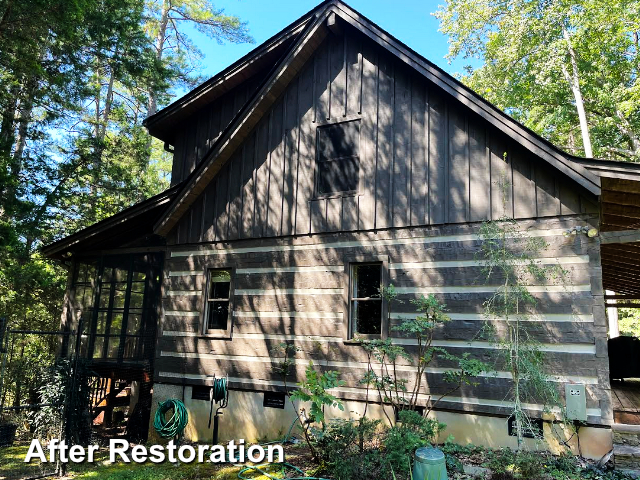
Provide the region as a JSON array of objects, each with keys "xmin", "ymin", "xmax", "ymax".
[
  {"xmin": 349, "ymin": 263, "xmax": 383, "ymax": 337},
  {"xmin": 205, "ymin": 269, "xmax": 232, "ymax": 332}
]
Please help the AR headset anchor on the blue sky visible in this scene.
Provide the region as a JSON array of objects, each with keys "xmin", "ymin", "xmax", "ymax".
[{"xmin": 185, "ymin": 0, "xmax": 477, "ymax": 86}]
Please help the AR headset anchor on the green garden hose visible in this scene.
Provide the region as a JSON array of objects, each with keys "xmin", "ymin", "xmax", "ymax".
[
  {"xmin": 236, "ymin": 417, "xmax": 328, "ymax": 480},
  {"xmin": 153, "ymin": 398, "xmax": 189, "ymax": 439},
  {"xmin": 212, "ymin": 377, "xmax": 228, "ymax": 403},
  {"xmin": 237, "ymin": 462, "xmax": 330, "ymax": 480}
]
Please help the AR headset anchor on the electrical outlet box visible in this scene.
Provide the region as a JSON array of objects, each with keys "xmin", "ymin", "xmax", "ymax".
[{"xmin": 565, "ymin": 384, "xmax": 587, "ymax": 421}]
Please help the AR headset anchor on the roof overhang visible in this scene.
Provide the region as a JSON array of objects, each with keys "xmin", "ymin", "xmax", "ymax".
[
  {"xmin": 41, "ymin": 184, "xmax": 181, "ymax": 260},
  {"xmin": 573, "ymin": 158, "xmax": 640, "ymax": 182},
  {"xmin": 142, "ymin": 5, "xmax": 322, "ymax": 144}
]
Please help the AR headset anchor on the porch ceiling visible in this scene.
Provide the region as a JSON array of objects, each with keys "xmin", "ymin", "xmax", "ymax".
[{"xmin": 600, "ymin": 176, "xmax": 640, "ymax": 299}]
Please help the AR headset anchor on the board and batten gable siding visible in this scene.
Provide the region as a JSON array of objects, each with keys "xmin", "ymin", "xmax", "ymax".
[
  {"xmin": 169, "ymin": 73, "xmax": 266, "ymax": 187},
  {"xmin": 167, "ymin": 30, "xmax": 598, "ymax": 245},
  {"xmin": 157, "ymin": 216, "xmax": 612, "ymax": 425}
]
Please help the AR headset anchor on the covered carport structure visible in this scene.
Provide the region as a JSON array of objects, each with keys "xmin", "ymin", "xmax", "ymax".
[
  {"xmin": 577, "ymin": 159, "xmax": 640, "ymax": 305},
  {"xmin": 575, "ymin": 158, "xmax": 640, "ymax": 432}
]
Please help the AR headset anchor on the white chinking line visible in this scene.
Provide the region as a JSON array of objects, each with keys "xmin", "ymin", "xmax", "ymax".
[
  {"xmin": 166, "ymin": 255, "xmax": 589, "ymax": 277},
  {"xmin": 167, "ymin": 283, "xmax": 590, "ymax": 297},
  {"xmin": 164, "ymin": 310, "xmax": 593, "ymax": 323},
  {"xmin": 159, "ymin": 350, "xmax": 598, "ymax": 385},
  {"xmin": 156, "ymin": 370, "xmax": 602, "ymax": 418},
  {"xmin": 160, "ymin": 330, "xmax": 596, "ymax": 355},
  {"xmin": 394, "ymin": 312, "xmax": 593, "ymax": 323},
  {"xmin": 169, "ymin": 228, "xmax": 574, "ymax": 258}
]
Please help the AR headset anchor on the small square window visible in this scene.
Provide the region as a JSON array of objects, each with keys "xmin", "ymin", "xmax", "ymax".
[
  {"xmin": 204, "ymin": 269, "xmax": 232, "ymax": 334},
  {"xmin": 316, "ymin": 120, "xmax": 360, "ymax": 195},
  {"xmin": 350, "ymin": 263, "xmax": 383, "ymax": 337}
]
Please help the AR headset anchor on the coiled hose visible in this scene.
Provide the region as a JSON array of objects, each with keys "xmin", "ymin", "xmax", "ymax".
[
  {"xmin": 212, "ymin": 377, "xmax": 227, "ymax": 403},
  {"xmin": 237, "ymin": 462, "xmax": 330, "ymax": 480},
  {"xmin": 153, "ymin": 399, "xmax": 189, "ymax": 439}
]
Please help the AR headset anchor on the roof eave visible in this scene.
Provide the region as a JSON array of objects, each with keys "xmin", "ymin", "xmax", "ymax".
[
  {"xmin": 41, "ymin": 184, "xmax": 181, "ymax": 259},
  {"xmin": 142, "ymin": 3, "xmax": 333, "ymax": 143},
  {"xmin": 572, "ymin": 158, "xmax": 640, "ymax": 182}
]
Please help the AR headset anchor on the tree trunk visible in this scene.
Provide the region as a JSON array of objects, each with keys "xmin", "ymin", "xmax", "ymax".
[
  {"xmin": 0, "ymin": 86, "xmax": 19, "ymax": 219},
  {"xmin": 12, "ymin": 343, "xmax": 25, "ymax": 407},
  {"xmin": 561, "ymin": 27, "xmax": 593, "ymax": 158},
  {"xmin": 99, "ymin": 64, "xmax": 115, "ymax": 143},
  {"xmin": 12, "ymin": 79, "xmax": 37, "ymax": 194},
  {"xmin": 147, "ymin": 0, "xmax": 171, "ymax": 118},
  {"xmin": 89, "ymin": 65, "xmax": 102, "ymax": 200}
]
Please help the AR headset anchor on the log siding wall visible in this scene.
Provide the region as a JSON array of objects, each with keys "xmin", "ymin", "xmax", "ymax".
[
  {"xmin": 156, "ymin": 216, "xmax": 612, "ymax": 425},
  {"xmin": 168, "ymin": 30, "xmax": 598, "ymax": 244}
]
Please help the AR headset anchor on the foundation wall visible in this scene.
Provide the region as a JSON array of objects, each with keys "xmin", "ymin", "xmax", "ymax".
[{"xmin": 149, "ymin": 384, "xmax": 612, "ymax": 460}]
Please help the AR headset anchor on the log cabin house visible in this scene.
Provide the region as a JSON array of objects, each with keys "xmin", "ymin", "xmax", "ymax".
[{"xmin": 43, "ymin": 0, "xmax": 640, "ymax": 462}]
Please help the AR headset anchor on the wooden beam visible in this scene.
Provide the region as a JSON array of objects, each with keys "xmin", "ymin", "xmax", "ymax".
[
  {"xmin": 602, "ymin": 258, "xmax": 640, "ymax": 272},
  {"xmin": 602, "ymin": 243, "xmax": 640, "ymax": 258},
  {"xmin": 603, "ymin": 177, "xmax": 640, "ymax": 194},
  {"xmin": 603, "ymin": 272, "xmax": 640, "ymax": 285},
  {"xmin": 602, "ymin": 252, "xmax": 640, "ymax": 268},
  {"xmin": 605, "ymin": 245, "xmax": 640, "ymax": 259},
  {"xmin": 601, "ymin": 230, "xmax": 640, "ymax": 245},
  {"xmin": 606, "ymin": 301, "xmax": 640, "ymax": 307},
  {"xmin": 605, "ymin": 294, "xmax": 640, "ymax": 300},
  {"xmin": 603, "ymin": 202, "xmax": 640, "ymax": 220},
  {"xmin": 601, "ymin": 213, "xmax": 640, "ymax": 229},
  {"xmin": 603, "ymin": 283, "xmax": 640, "ymax": 296},
  {"xmin": 601, "ymin": 190, "xmax": 640, "ymax": 207},
  {"xmin": 326, "ymin": 12, "xmax": 343, "ymax": 35}
]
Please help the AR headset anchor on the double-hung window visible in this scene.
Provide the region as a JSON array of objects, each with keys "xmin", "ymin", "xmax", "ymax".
[
  {"xmin": 349, "ymin": 263, "xmax": 384, "ymax": 338},
  {"xmin": 204, "ymin": 269, "xmax": 233, "ymax": 336}
]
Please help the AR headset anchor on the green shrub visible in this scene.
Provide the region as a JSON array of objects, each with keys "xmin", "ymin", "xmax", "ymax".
[
  {"xmin": 29, "ymin": 358, "xmax": 92, "ymax": 444},
  {"xmin": 383, "ymin": 410, "xmax": 445, "ymax": 477},
  {"xmin": 318, "ymin": 418, "xmax": 389, "ymax": 480},
  {"xmin": 484, "ymin": 449, "xmax": 545, "ymax": 480},
  {"xmin": 318, "ymin": 411, "xmax": 443, "ymax": 480}
]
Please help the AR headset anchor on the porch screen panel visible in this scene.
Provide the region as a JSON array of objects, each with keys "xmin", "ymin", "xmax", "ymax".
[
  {"xmin": 67, "ymin": 253, "xmax": 159, "ymax": 362},
  {"xmin": 93, "ymin": 266, "xmax": 128, "ymax": 359},
  {"xmin": 123, "ymin": 269, "xmax": 147, "ymax": 359},
  {"xmin": 69, "ymin": 262, "xmax": 97, "ymax": 357}
]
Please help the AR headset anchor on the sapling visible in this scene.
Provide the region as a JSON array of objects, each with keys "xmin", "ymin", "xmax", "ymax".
[
  {"xmin": 271, "ymin": 342, "xmax": 345, "ymax": 460},
  {"xmin": 479, "ymin": 214, "xmax": 569, "ymax": 447},
  {"xmin": 359, "ymin": 288, "xmax": 487, "ymax": 426}
]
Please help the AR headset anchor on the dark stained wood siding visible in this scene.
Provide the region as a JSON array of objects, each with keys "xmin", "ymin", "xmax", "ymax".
[
  {"xmin": 170, "ymin": 74, "xmax": 264, "ymax": 186},
  {"xmin": 157, "ymin": 216, "xmax": 611, "ymax": 424},
  {"xmin": 169, "ymin": 31, "xmax": 598, "ymax": 244}
]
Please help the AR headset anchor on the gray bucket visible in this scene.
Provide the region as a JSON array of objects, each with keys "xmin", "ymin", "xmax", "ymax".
[{"xmin": 412, "ymin": 447, "xmax": 448, "ymax": 480}]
